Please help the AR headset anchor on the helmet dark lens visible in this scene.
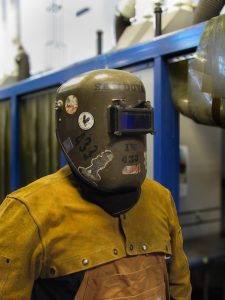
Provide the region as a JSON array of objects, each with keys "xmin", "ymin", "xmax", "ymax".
[{"xmin": 121, "ymin": 112, "xmax": 151, "ymax": 130}]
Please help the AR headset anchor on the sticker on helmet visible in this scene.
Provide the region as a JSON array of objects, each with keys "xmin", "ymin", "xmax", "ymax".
[
  {"xmin": 78, "ymin": 112, "xmax": 94, "ymax": 130},
  {"xmin": 78, "ymin": 150, "xmax": 113, "ymax": 182},
  {"xmin": 63, "ymin": 137, "xmax": 74, "ymax": 153},
  {"xmin": 122, "ymin": 164, "xmax": 141, "ymax": 175},
  {"xmin": 65, "ymin": 95, "xmax": 78, "ymax": 114}
]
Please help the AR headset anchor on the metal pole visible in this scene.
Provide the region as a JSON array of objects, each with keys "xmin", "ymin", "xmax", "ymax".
[
  {"xmin": 154, "ymin": 1, "xmax": 162, "ymax": 37},
  {"xmin": 96, "ymin": 30, "xmax": 103, "ymax": 55},
  {"xmin": 10, "ymin": 94, "xmax": 20, "ymax": 191}
]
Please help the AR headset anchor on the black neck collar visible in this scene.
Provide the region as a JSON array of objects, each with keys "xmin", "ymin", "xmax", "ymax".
[{"xmin": 68, "ymin": 172, "xmax": 140, "ymax": 217}]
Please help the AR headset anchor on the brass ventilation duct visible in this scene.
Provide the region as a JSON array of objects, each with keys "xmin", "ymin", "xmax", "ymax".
[
  {"xmin": 170, "ymin": 15, "xmax": 225, "ymax": 128},
  {"xmin": 192, "ymin": 0, "xmax": 225, "ymax": 24}
]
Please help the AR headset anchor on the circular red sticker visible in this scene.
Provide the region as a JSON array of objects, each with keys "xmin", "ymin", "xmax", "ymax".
[{"xmin": 65, "ymin": 95, "xmax": 78, "ymax": 114}]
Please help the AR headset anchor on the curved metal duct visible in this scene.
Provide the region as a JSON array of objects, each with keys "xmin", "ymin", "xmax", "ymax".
[
  {"xmin": 169, "ymin": 60, "xmax": 217, "ymax": 126},
  {"xmin": 193, "ymin": 0, "xmax": 225, "ymax": 24},
  {"xmin": 170, "ymin": 15, "xmax": 225, "ymax": 128},
  {"xmin": 169, "ymin": 60, "xmax": 192, "ymax": 119}
]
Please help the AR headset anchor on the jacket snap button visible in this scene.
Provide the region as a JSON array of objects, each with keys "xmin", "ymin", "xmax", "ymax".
[
  {"xmin": 82, "ymin": 258, "xmax": 89, "ymax": 265},
  {"xmin": 50, "ymin": 267, "xmax": 56, "ymax": 276},
  {"xmin": 129, "ymin": 244, "xmax": 134, "ymax": 251},
  {"xmin": 113, "ymin": 249, "xmax": 118, "ymax": 255},
  {"xmin": 142, "ymin": 244, "xmax": 147, "ymax": 251}
]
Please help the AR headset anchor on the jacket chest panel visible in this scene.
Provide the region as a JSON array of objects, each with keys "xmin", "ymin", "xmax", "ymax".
[
  {"xmin": 37, "ymin": 178, "xmax": 172, "ymax": 278},
  {"xmin": 41, "ymin": 210, "xmax": 171, "ymax": 279},
  {"xmin": 119, "ymin": 211, "xmax": 171, "ymax": 256}
]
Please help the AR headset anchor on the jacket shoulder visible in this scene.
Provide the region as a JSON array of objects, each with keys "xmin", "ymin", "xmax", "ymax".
[
  {"xmin": 142, "ymin": 178, "xmax": 171, "ymax": 197},
  {"xmin": 140, "ymin": 178, "xmax": 174, "ymax": 212},
  {"xmin": 8, "ymin": 165, "xmax": 73, "ymax": 201}
]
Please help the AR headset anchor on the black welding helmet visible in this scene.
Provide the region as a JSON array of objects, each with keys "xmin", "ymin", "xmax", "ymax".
[{"xmin": 56, "ymin": 69, "xmax": 154, "ymax": 196}]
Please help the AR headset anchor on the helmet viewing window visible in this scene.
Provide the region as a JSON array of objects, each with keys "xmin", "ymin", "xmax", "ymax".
[{"xmin": 108, "ymin": 100, "xmax": 154, "ymax": 136}]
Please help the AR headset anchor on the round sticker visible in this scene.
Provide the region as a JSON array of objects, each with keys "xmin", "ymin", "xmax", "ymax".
[
  {"xmin": 78, "ymin": 112, "xmax": 94, "ymax": 130},
  {"xmin": 65, "ymin": 95, "xmax": 78, "ymax": 114}
]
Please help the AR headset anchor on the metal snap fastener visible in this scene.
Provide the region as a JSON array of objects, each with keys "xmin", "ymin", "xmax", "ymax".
[
  {"xmin": 113, "ymin": 249, "xmax": 118, "ymax": 255},
  {"xmin": 82, "ymin": 258, "xmax": 89, "ymax": 265},
  {"xmin": 142, "ymin": 244, "xmax": 147, "ymax": 251},
  {"xmin": 129, "ymin": 244, "xmax": 134, "ymax": 251},
  {"xmin": 55, "ymin": 99, "xmax": 64, "ymax": 110},
  {"xmin": 50, "ymin": 267, "xmax": 56, "ymax": 276}
]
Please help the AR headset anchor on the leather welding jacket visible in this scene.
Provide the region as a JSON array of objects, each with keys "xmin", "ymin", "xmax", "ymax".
[{"xmin": 0, "ymin": 166, "xmax": 191, "ymax": 300}]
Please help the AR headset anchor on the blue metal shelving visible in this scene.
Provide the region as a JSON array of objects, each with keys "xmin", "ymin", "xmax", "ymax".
[{"xmin": 0, "ymin": 22, "xmax": 206, "ymax": 208}]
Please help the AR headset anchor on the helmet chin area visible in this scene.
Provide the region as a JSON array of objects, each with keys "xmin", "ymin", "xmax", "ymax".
[{"xmin": 76, "ymin": 137, "xmax": 147, "ymax": 193}]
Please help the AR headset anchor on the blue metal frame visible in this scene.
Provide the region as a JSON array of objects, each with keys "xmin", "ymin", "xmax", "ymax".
[
  {"xmin": 106, "ymin": 23, "xmax": 205, "ymax": 69},
  {"xmin": 10, "ymin": 94, "xmax": 20, "ymax": 191},
  {"xmin": 154, "ymin": 57, "xmax": 180, "ymax": 206},
  {"xmin": 0, "ymin": 22, "xmax": 206, "ymax": 206}
]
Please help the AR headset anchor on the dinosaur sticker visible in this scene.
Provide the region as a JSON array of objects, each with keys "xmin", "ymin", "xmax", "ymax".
[{"xmin": 78, "ymin": 150, "xmax": 113, "ymax": 182}]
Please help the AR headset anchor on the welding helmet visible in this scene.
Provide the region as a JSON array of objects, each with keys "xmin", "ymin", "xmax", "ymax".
[{"xmin": 55, "ymin": 69, "xmax": 154, "ymax": 194}]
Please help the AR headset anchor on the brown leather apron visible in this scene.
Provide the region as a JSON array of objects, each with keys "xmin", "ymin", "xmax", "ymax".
[{"xmin": 75, "ymin": 254, "xmax": 169, "ymax": 300}]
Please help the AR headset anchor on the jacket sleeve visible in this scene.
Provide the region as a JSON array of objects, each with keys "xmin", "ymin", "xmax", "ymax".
[
  {"xmin": 168, "ymin": 193, "xmax": 192, "ymax": 300},
  {"xmin": 0, "ymin": 197, "xmax": 43, "ymax": 300}
]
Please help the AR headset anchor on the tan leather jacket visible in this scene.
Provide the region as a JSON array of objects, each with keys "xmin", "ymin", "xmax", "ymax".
[{"xmin": 0, "ymin": 166, "xmax": 191, "ymax": 299}]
